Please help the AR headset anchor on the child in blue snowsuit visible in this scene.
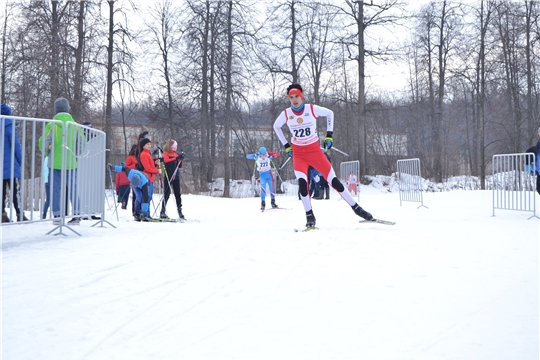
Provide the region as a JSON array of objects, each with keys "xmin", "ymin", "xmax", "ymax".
[
  {"xmin": 114, "ymin": 165, "xmax": 152, "ymax": 221},
  {"xmin": 246, "ymin": 147, "xmax": 279, "ymax": 210},
  {"xmin": 526, "ymin": 127, "xmax": 540, "ymax": 195}
]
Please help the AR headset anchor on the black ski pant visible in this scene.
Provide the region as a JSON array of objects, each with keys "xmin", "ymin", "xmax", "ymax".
[
  {"xmin": 162, "ymin": 177, "xmax": 182, "ymax": 211},
  {"xmin": 2, "ymin": 179, "xmax": 20, "ymax": 213}
]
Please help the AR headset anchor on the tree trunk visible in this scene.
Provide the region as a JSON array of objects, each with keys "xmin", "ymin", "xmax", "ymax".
[
  {"xmin": 525, "ymin": 1, "xmax": 536, "ymax": 144},
  {"xmin": 105, "ymin": 1, "xmax": 114, "ymax": 173},
  {"xmin": 356, "ymin": 0, "xmax": 366, "ymax": 176},
  {"xmin": 200, "ymin": 0, "xmax": 210, "ymax": 190},
  {"xmin": 72, "ymin": 1, "xmax": 85, "ymax": 120},
  {"xmin": 290, "ymin": 0, "xmax": 298, "ymax": 83},
  {"xmin": 1, "ymin": 2, "xmax": 8, "ymax": 103},
  {"xmin": 223, "ymin": 0, "xmax": 233, "ymax": 197},
  {"xmin": 50, "ymin": 1, "xmax": 60, "ymax": 107},
  {"xmin": 434, "ymin": 0, "xmax": 447, "ymax": 183}
]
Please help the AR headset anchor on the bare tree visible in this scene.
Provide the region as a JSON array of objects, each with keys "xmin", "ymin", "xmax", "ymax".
[
  {"xmin": 1, "ymin": 1, "xmax": 9, "ymax": 103},
  {"xmin": 336, "ymin": 0, "xmax": 405, "ymax": 176},
  {"xmin": 524, "ymin": 0, "xmax": 539, "ymax": 144},
  {"xmin": 258, "ymin": 0, "xmax": 309, "ymax": 85},
  {"xmin": 104, "ymin": 0, "xmax": 136, "ymax": 169},
  {"xmin": 473, "ymin": 0, "xmax": 495, "ymax": 188},
  {"xmin": 493, "ymin": 1, "xmax": 527, "ymax": 153},
  {"xmin": 300, "ymin": 1, "xmax": 340, "ymax": 104},
  {"xmin": 141, "ymin": 0, "xmax": 183, "ymax": 140}
]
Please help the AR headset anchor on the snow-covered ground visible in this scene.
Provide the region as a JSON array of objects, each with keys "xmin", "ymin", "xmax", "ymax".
[{"xmin": 2, "ymin": 185, "xmax": 538, "ymax": 360}]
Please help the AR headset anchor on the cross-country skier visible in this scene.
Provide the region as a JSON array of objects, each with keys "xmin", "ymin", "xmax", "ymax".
[
  {"xmin": 114, "ymin": 165, "xmax": 152, "ymax": 222},
  {"xmin": 273, "ymin": 84, "xmax": 374, "ymax": 228},
  {"xmin": 246, "ymin": 147, "xmax": 280, "ymax": 210}
]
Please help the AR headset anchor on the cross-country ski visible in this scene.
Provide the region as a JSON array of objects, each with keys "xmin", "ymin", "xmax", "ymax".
[{"xmin": 359, "ymin": 219, "xmax": 396, "ymax": 226}]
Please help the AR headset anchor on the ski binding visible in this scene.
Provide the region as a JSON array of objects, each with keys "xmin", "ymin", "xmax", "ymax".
[{"xmin": 294, "ymin": 226, "xmax": 319, "ymax": 232}]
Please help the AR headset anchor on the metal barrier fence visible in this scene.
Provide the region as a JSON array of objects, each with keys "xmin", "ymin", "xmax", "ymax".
[
  {"xmin": 492, "ymin": 153, "xmax": 538, "ymax": 219},
  {"xmin": 396, "ymin": 158, "xmax": 428, "ymax": 208},
  {"xmin": 1, "ymin": 114, "xmax": 114, "ymax": 236},
  {"xmin": 339, "ymin": 160, "xmax": 360, "ymax": 202}
]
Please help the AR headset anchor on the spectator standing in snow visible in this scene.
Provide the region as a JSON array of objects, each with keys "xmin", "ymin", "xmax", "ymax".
[
  {"xmin": 115, "ymin": 169, "xmax": 131, "ymax": 209},
  {"xmin": 137, "ymin": 138, "xmax": 161, "ymax": 211},
  {"xmin": 273, "ymin": 84, "xmax": 374, "ymax": 228},
  {"xmin": 246, "ymin": 147, "xmax": 280, "ymax": 210},
  {"xmin": 38, "ymin": 98, "xmax": 83, "ymax": 226},
  {"xmin": 124, "ymin": 144, "xmax": 139, "ymax": 216},
  {"xmin": 309, "ymin": 167, "xmax": 321, "ymax": 199},
  {"xmin": 1, "ymin": 104, "xmax": 28, "ymax": 223},
  {"xmin": 525, "ymin": 127, "xmax": 540, "ymax": 195},
  {"xmin": 42, "ymin": 156, "xmax": 51, "ymax": 219},
  {"xmin": 317, "ymin": 148, "xmax": 331, "ymax": 200},
  {"xmin": 160, "ymin": 139, "xmax": 185, "ymax": 219}
]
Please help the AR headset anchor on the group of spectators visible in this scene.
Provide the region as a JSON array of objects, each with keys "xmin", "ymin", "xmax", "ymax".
[
  {"xmin": 1, "ymin": 98, "xmax": 187, "ymax": 224},
  {"xmin": 114, "ymin": 132, "xmax": 186, "ymax": 222}
]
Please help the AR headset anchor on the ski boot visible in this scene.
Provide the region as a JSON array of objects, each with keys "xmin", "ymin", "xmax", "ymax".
[
  {"xmin": 177, "ymin": 207, "xmax": 185, "ymax": 219},
  {"xmin": 261, "ymin": 201, "xmax": 266, "ymax": 211},
  {"xmin": 67, "ymin": 217, "xmax": 81, "ymax": 225},
  {"xmin": 139, "ymin": 211, "xmax": 153, "ymax": 222},
  {"xmin": 352, "ymin": 204, "xmax": 373, "ymax": 221},
  {"xmin": 305, "ymin": 210, "xmax": 316, "ymax": 228},
  {"xmin": 160, "ymin": 209, "xmax": 169, "ymax": 219},
  {"xmin": 271, "ymin": 198, "xmax": 278, "ymax": 208},
  {"xmin": 2, "ymin": 212, "xmax": 11, "ymax": 223},
  {"xmin": 17, "ymin": 212, "xmax": 29, "ymax": 222}
]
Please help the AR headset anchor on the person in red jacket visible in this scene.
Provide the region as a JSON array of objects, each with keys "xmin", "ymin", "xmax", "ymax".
[
  {"xmin": 115, "ymin": 169, "xmax": 131, "ymax": 209},
  {"xmin": 137, "ymin": 138, "xmax": 161, "ymax": 211},
  {"xmin": 125, "ymin": 144, "xmax": 138, "ymax": 169},
  {"xmin": 159, "ymin": 139, "xmax": 186, "ymax": 219},
  {"xmin": 123, "ymin": 144, "xmax": 139, "ymax": 216}
]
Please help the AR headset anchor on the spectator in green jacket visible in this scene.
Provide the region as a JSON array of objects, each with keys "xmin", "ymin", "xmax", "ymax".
[{"xmin": 38, "ymin": 98, "xmax": 83, "ymax": 226}]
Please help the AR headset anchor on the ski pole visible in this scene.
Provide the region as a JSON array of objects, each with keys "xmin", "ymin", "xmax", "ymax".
[
  {"xmin": 106, "ymin": 164, "xmax": 120, "ymax": 222},
  {"xmin": 251, "ymin": 161, "xmax": 257, "ymax": 197},
  {"xmin": 279, "ymin": 157, "xmax": 291, "ymax": 170},
  {"xmin": 152, "ymin": 162, "xmax": 168, "ymax": 217},
  {"xmin": 271, "ymin": 159, "xmax": 285, "ymax": 194},
  {"xmin": 330, "ymin": 146, "xmax": 350, "ymax": 157},
  {"xmin": 271, "ymin": 160, "xmax": 284, "ymax": 183},
  {"xmin": 259, "ymin": 185, "xmax": 276, "ymax": 197}
]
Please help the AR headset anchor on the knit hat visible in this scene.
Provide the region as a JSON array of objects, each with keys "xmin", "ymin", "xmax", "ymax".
[
  {"xmin": 1, "ymin": 104, "xmax": 12, "ymax": 115},
  {"xmin": 83, "ymin": 121, "xmax": 92, "ymax": 128},
  {"xmin": 54, "ymin": 98, "xmax": 70, "ymax": 114},
  {"xmin": 140, "ymin": 138, "xmax": 151, "ymax": 148},
  {"xmin": 259, "ymin": 146, "xmax": 267, "ymax": 155},
  {"xmin": 131, "ymin": 173, "xmax": 142, "ymax": 188}
]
